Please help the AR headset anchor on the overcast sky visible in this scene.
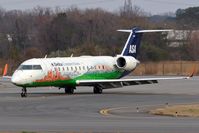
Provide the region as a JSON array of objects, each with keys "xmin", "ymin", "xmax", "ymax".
[{"xmin": 0, "ymin": 0, "xmax": 198, "ymax": 15}]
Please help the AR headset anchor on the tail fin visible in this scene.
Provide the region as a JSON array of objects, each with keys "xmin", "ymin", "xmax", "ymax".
[
  {"xmin": 2, "ymin": 64, "xmax": 12, "ymax": 80},
  {"xmin": 3, "ymin": 64, "xmax": 8, "ymax": 76},
  {"xmin": 118, "ymin": 27, "xmax": 172, "ymax": 58}
]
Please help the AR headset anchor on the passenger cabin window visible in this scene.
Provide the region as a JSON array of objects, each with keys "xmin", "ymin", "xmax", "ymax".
[{"xmin": 18, "ymin": 65, "xmax": 42, "ymax": 70}]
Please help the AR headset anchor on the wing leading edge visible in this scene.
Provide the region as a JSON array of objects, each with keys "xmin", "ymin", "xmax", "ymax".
[{"xmin": 76, "ymin": 76, "xmax": 190, "ymax": 89}]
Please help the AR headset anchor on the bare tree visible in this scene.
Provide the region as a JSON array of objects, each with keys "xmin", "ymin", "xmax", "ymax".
[{"xmin": 187, "ymin": 31, "xmax": 199, "ymax": 60}]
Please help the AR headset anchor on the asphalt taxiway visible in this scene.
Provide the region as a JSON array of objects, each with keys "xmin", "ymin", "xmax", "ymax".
[{"xmin": 0, "ymin": 76, "xmax": 199, "ymax": 133}]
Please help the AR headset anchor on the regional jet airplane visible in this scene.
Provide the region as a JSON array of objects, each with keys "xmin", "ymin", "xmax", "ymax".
[{"xmin": 3, "ymin": 27, "xmax": 193, "ymax": 97}]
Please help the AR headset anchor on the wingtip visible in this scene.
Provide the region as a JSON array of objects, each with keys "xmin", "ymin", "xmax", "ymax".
[{"xmin": 188, "ymin": 64, "xmax": 196, "ymax": 78}]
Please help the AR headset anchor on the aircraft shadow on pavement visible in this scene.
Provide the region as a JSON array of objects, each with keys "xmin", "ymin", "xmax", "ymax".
[{"xmin": 0, "ymin": 91, "xmax": 165, "ymax": 98}]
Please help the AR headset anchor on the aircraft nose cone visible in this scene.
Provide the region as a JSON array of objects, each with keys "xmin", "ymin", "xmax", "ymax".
[
  {"xmin": 11, "ymin": 76, "xmax": 20, "ymax": 85},
  {"xmin": 11, "ymin": 74, "xmax": 25, "ymax": 85}
]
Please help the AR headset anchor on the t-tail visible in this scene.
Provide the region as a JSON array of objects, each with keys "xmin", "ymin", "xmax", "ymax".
[{"xmin": 118, "ymin": 27, "xmax": 172, "ymax": 59}]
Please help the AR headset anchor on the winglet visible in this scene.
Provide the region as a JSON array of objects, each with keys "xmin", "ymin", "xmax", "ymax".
[
  {"xmin": 2, "ymin": 64, "xmax": 8, "ymax": 76},
  {"xmin": 188, "ymin": 64, "xmax": 196, "ymax": 78}
]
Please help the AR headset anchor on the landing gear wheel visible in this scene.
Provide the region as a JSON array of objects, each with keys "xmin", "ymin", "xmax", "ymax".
[
  {"xmin": 21, "ymin": 87, "xmax": 27, "ymax": 98},
  {"xmin": 64, "ymin": 87, "xmax": 74, "ymax": 94},
  {"xmin": 93, "ymin": 86, "xmax": 103, "ymax": 94}
]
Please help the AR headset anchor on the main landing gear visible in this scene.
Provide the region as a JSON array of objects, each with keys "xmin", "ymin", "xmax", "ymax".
[
  {"xmin": 64, "ymin": 87, "xmax": 75, "ymax": 94},
  {"xmin": 93, "ymin": 86, "xmax": 103, "ymax": 94},
  {"xmin": 21, "ymin": 87, "xmax": 27, "ymax": 97}
]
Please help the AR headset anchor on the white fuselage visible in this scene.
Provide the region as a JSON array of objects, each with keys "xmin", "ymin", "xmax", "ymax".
[{"xmin": 11, "ymin": 56, "xmax": 139, "ymax": 87}]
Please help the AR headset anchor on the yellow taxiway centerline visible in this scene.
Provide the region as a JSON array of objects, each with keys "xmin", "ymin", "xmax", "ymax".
[{"xmin": 99, "ymin": 107, "xmax": 128, "ymax": 116}]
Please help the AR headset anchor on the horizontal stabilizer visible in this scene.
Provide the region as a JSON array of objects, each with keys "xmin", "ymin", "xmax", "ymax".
[
  {"xmin": 117, "ymin": 29, "xmax": 172, "ymax": 33},
  {"xmin": 136, "ymin": 29, "xmax": 172, "ymax": 33},
  {"xmin": 117, "ymin": 30, "xmax": 132, "ymax": 33}
]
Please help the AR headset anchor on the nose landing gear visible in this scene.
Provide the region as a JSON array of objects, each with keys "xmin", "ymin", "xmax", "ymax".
[{"xmin": 21, "ymin": 87, "xmax": 27, "ymax": 97}]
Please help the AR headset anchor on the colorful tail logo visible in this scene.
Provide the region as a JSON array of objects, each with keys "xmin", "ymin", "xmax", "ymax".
[
  {"xmin": 118, "ymin": 27, "xmax": 143, "ymax": 58},
  {"xmin": 118, "ymin": 27, "xmax": 172, "ymax": 59}
]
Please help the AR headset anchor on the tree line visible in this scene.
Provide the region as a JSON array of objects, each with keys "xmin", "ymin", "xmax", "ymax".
[{"xmin": 0, "ymin": 2, "xmax": 198, "ymax": 69}]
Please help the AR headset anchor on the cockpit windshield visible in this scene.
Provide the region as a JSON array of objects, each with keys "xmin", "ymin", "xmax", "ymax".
[{"xmin": 18, "ymin": 65, "xmax": 42, "ymax": 70}]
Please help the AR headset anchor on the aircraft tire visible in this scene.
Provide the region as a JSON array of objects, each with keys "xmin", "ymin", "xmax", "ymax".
[
  {"xmin": 21, "ymin": 87, "xmax": 27, "ymax": 98},
  {"xmin": 93, "ymin": 86, "xmax": 103, "ymax": 94},
  {"xmin": 21, "ymin": 93, "xmax": 24, "ymax": 97},
  {"xmin": 21, "ymin": 92, "xmax": 27, "ymax": 97},
  {"xmin": 69, "ymin": 88, "xmax": 74, "ymax": 94},
  {"xmin": 65, "ymin": 88, "xmax": 74, "ymax": 94}
]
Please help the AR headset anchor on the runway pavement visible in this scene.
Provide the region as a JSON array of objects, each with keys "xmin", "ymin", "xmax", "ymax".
[{"xmin": 0, "ymin": 76, "xmax": 199, "ymax": 132}]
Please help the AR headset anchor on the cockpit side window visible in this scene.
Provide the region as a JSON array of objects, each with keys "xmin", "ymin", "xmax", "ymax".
[
  {"xmin": 33, "ymin": 65, "xmax": 42, "ymax": 70},
  {"xmin": 18, "ymin": 65, "xmax": 42, "ymax": 70},
  {"xmin": 18, "ymin": 65, "xmax": 32, "ymax": 70}
]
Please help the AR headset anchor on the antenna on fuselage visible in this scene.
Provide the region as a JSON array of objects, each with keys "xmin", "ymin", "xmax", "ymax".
[
  {"xmin": 44, "ymin": 55, "xmax": 47, "ymax": 58},
  {"xmin": 70, "ymin": 53, "xmax": 73, "ymax": 57}
]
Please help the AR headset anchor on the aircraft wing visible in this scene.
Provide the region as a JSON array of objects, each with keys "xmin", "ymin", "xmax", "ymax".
[
  {"xmin": 76, "ymin": 76, "xmax": 190, "ymax": 89},
  {"xmin": 0, "ymin": 76, "xmax": 11, "ymax": 82},
  {"xmin": 2, "ymin": 76, "xmax": 12, "ymax": 79}
]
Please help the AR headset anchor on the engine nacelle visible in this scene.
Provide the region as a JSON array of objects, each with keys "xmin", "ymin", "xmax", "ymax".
[{"xmin": 115, "ymin": 56, "xmax": 138, "ymax": 71}]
